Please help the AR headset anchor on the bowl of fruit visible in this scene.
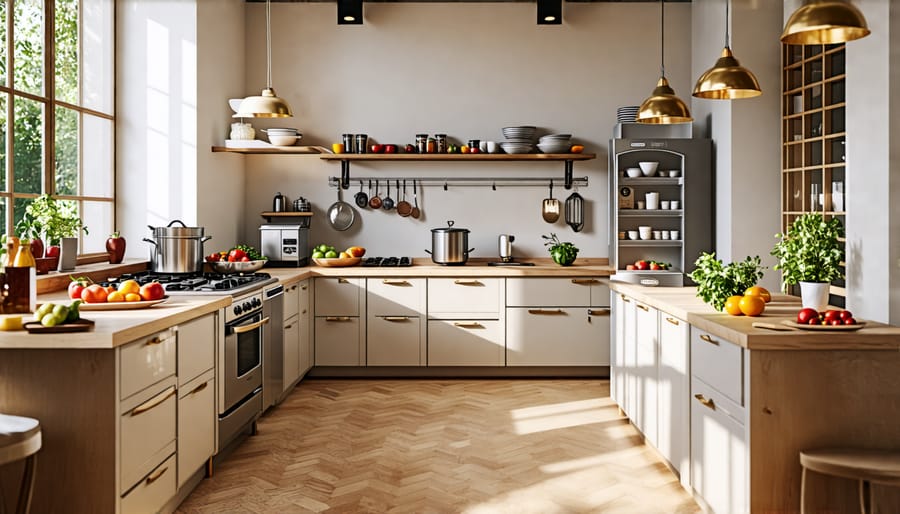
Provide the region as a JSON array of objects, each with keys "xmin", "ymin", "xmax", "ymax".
[
  {"xmin": 205, "ymin": 245, "xmax": 267, "ymax": 273},
  {"xmin": 311, "ymin": 244, "xmax": 365, "ymax": 267}
]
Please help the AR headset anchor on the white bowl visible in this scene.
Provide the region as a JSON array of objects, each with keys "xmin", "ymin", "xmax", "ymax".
[
  {"xmin": 537, "ymin": 143, "xmax": 570, "ymax": 154},
  {"xmin": 625, "ymin": 167, "xmax": 642, "ymax": 178},
  {"xmin": 269, "ymin": 135, "xmax": 299, "ymax": 146},
  {"xmin": 266, "ymin": 128, "xmax": 298, "ymax": 135},
  {"xmin": 639, "ymin": 162, "xmax": 659, "ymax": 176},
  {"xmin": 627, "ymin": 230, "xmax": 639, "ymax": 240}
]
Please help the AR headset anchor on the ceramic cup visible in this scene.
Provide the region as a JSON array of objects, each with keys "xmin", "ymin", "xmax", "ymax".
[
  {"xmin": 652, "ymin": 230, "xmax": 661, "ymax": 240},
  {"xmin": 636, "ymin": 200, "xmax": 646, "ymax": 209},
  {"xmin": 628, "ymin": 230, "xmax": 639, "ymax": 240},
  {"xmin": 660, "ymin": 200, "xmax": 670, "ymax": 210},
  {"xmin": 486, "ymin": 141, "xmax": 499, "ymax": 153},
  {"xmin": 645, "ymin": 192, "xmax": 659, "ymax": 210},
  {"xmin": 670, "ymin": 230, "xmax": 679, "ymax": 240},
  {"xmin": 332, "ymin": 143, "xmax": 345, "ymax": 154},
  {"xmin": 479, "ymin": 141, "xmax": 488, "ymax": 153},
  {"xmin": 638, "ymin": 226, "xmax": 652, "ymax": 240},
  {"xmin": 668, "ymin": 170, "xmax": 680, "ymax": 178},
  {"xmin": 670, "ymin": 200, "xmax": 680, "ymax": 210},
  {"xmin": 661, "ymin": 231, "xmax": 670, "ymax": 240}
]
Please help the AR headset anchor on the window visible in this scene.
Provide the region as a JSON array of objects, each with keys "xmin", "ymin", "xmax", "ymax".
[{"xmin": 0, "ymin": 0, "xmax": 114, "ymax": 257}]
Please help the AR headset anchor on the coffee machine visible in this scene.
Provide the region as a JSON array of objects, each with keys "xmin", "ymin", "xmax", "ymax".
[{"xmin": 488, "ymin": 234, "xmax": 534, "ymax": 266}]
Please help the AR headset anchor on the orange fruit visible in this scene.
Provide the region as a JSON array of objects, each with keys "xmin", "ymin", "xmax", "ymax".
[
  {"xmin": 739, "ymin": 294, "xmax": 766, "ymax": 316},
  {"xmin": 125, "ymin": 293, "xmax": 142, "ymax": 302},
  {"xmin": 118, "ymin": 279, "xmax": 141, "ymax": 296},
  {"xmin": 744, "ymin": 285, "xmax": 772, "ymax": 303},
  {"xmin": 107, "ymin": 291, "xmax": 125, "ymax": 303},
  {"xmin": 724, "ymin": 295, "xmax": 744, "ymax": 316},
  {"xmin": 570, "ymin": 145, "xmax": 585, "ymax": 154}
]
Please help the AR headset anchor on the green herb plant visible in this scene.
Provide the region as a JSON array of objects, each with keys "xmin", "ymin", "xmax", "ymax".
[
  {"xmin": 542, "ymin": 233, "xmax": 578, "ymax": 266},
  {"xmin": 17, "ymin": 194, "xmax": 88, "ymax": 245},
  {"xmin": 689, "ymin": 252, "xmax": 766, "ymax": 311},
  {"xmin": 770, "ymin": 212, "xmax": 843, "ymax": 291}
]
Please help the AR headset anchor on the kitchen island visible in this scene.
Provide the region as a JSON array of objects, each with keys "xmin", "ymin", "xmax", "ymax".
[{"xmin": 609, "ymin": 282, "xmax": 900, "ymax": 513}]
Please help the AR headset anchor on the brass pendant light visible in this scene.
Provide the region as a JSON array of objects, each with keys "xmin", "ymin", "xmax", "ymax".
[
  {"xmin": 781, "ymin": 0, "xmax": 870, "ymax": 45},
  {"xmin": 638, "ymin": 0, "xmax": 692, "ymax": 124},
  {"xmin": 693, "ymin": 0, "xmax": 761, "ymax": 100},
  {"xmin": 237, "ymin": 0, "xmax": 293, "ymax": 118}
]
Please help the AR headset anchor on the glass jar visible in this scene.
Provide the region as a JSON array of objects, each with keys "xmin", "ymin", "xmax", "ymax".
[
  {"xmin": 435, "ymin": 134, "xmax": 447, "ymax": 153},
  {"xmin": 427, "ymin": 137, "xmax": 436, "ymax": 154},
  {"xmin": 416, "ymin": 134, "xmax": 428, "ymax": 154},
  {"xmin": 230, "ymin": 122, "xmax": 255, "ymax": 140},
  {"xmin": 355, "ymin": 134, "xmax": 368, "ymax": 154}
]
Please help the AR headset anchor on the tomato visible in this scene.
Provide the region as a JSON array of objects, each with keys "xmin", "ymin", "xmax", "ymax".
[
  {"xmin": 830, "ymin": 319, "xmax": 843, "ymax": 326},
  {"xmin": 81, "ymin": 284, "xmax": 109, "ymax": 304},
  {"xmin": 650, "ymin": 262, "xmax": 661, "ymax": 270},
  {"xmin": 240, "ymin": 255, "xmax": 251, "ymax": 262},
  {"xmin": 634, "ymin": 260, "xmax": 649, "ymax": 271},
  {"xmin": 227, "ymin": 248, "xmax": 247, "ymax": 262},
  {"xmin": 797, "ymin": 307, "xmax": 819, "ymax": 324},
  {"xmin": 843, "ymin": 317, "xmax": 857, "ymax": 325},
  {"xmin": 809, "ymin": 318, "xmax": 821, "ymax": 325},
  {"xmin": 206, "ymin": 252, "xmax": 221, "ymax": 262},
  {"xmin": 139, "ymin": 281, "xmax": 166, "ymax": 301},
  {"xmin": 823, "ymin": 310, "xmax": 841, "ymax": 322},
  {"xmin": 839, "ymin": 310, "xmax": 853, "ymax": 321},
  {"xmin": 68, "ymin": 277, "xmax": 90, "ymax": 300}
]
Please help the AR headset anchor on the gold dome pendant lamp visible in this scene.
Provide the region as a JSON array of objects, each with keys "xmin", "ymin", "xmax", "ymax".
[
  {"xmin": 781, "ymin": 0, "xmax": 870, "ymax": 45},
  {"xmin": 638, "ymin": 0, "xmax": 692, "ymax": 124},
  {"xmin": 693, "ymin": 0, "xmax": 761, "ymax": 100},
  {"xmin": 237, "ymin": 0, "xmax": 293, "ymax": 118}
]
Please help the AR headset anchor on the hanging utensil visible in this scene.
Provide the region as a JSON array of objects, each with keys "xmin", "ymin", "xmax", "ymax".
[
  {"xmin": 397, "ymin": 179, "xmax": 412, "ymax": 217},
  {"xmin": 382, "ymin": 180, "xmax": 395, "ymax": 210},
  {"xmin": 542, "ymin": 180, "xmax": 561, "ymax": 223},
  {"xmin": 411, "ymin": 179, "xmax": 421, "ymax": 219},
  {"xmin": 369, "ymin": 180, "xmax": 382, "ymax": 209},
  {"xmin": 354, "ymin": 180, "xmax": 368, "ymax": 208},
  {"xmin": 327, "ymin": 187, "xmax": 356, "ymax": 231},
  {"xmin": 565, "ymin": 190, "xmax": 585, "ymax": 232}
]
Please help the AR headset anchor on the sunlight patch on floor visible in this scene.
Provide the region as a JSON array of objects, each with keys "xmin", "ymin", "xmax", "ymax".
[{"xmin": 510, "ymin": 397, "xmax": 621, "ymax": 435}]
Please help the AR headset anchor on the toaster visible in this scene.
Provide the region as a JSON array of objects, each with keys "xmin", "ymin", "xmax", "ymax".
[{"xmin": 260, "ymin": 224, "xmax": 309, "ymax": 267}]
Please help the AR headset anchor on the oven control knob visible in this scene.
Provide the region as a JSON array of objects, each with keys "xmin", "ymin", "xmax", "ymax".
[
  {"xmin": 233, "ymin": 305, "xmax": 242, "ymax": 315},
  {"xmin": 243, "ymin": 302, "xmax": 252, "ymax": 311},
  {"xmin": 253, "ymin": 298, "xmax": 262, "ymax": 308}
]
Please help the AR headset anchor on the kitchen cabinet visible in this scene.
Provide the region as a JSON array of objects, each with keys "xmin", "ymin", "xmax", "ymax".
[
  {"xmin": 121, "ymin": 454, "xmax": 177, "ymax": 514},
  {"xmin": 367, "ymin": 278, "xmax": 426, "ymax": 366},
  {"xmin": 505, "ymin": 278, "xmax": 610, "ymax": 366},
  {"xmin": 781, "ymin": 42, "xmax": 847, "ymax": 306},
  {"xmin": 427, "ymin": 278, "xmax": 505, "ymax": 366},
  {"xmin": 314, "ymin": 277, "xmax": 366, "ymax": 366},
  {"xmin": 175, "ymin": 313, "xmax": 217, "ymax": 489},
  {"xmin": 634, "ymin": 299, "xmax": 658, "ymax": 446},
  {"xmin": 282, "ymin": 279, "xmax": 310, "ymax": 391},
  {"xmin": 657, "ymin": 312, "xmax": 689, "ymax": 486},
  {"xmin": 299, "ymin": 280, "xmax": 313, "ymax": 375}
]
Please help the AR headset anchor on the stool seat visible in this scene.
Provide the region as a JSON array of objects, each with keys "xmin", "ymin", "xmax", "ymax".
[
  {"xmin": 0, "ymin": 413, "xmax": 41, "ymax": 514},
  {"xmin": 801, "ymin": 448, "xmax": 900, "ymax": 486}
]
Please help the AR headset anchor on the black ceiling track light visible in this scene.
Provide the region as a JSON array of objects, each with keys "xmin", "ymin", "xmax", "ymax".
[
  {"xmin": 338, "ymin": 0, "xmax": 363, "ymax": 24},
  {"xmin": 537, "ymin": 0, "xmax": 562, "ymax": 24}
]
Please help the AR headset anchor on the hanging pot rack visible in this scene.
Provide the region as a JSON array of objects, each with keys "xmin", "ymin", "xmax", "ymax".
[{"xmin": 328, "ymin": 175, "xmax": 588, "ymax": 189}]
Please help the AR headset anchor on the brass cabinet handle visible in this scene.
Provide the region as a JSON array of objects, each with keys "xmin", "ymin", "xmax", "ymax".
[
  {"xmin": 145, "ymin": 465, "xmax": 169, "ymax": 485},
  {"xmin": 144, "ymin": 336, "xmax": 165, "ymax": 346},
  {"xmin": 301, "ymin": 309, "xmax": 307, "ymax": 314},
  {"xmin": 694, "ymin": 394, "xmax": 716, "ymax": 410},
  {"xmin": 289, "ymin": 284, "xmax": 297, "ymax": 292},
  {"xmin": 636, "ymin": 303, "xmax": 649, "ymax": 312},
  {"xmin": 453, "ymin": 322, "xmax": 483, "ymax": 329},
  {"xmin": 382, "ymin": 279, "xmax": 410, "ymax": 286},
  {"xmin": 699, "ymin": 334, "xmax": 719, "ymax": 346},
  {"xmin": 620, "ymin": 294, "xmax": 631, "ymax": 303},
  {"xmin": 337, "ymin": 278, "xmax": 350, "ymax": 284},
  {"xmin": 285, "ymin": 323, "xmax": 294, "ymax": 330},
  {"xmin": 131, "ymin": 386, "xmax": 176, "ymax": 416},
  {"xmin": 189, "ymin": 381, "xmax": 208, "ymax": 396},
  {"xmin": 453, "ymin": 279, "xmax": 483, "ymax": 286},
  {"xmin": 382, "ymin": 316, "xmax": 410, "ymax": 322},
  {"xmin": 301, "ymin": 284, "xmax": 308, "ymax": 290},
  {"xmin": 234, "ymin": 317, "xmax": 270, "ymax": 334},
  {"xmin": 571, "ymin": 278, "xmax": 599, "ymax": 285},
  {"xmin": 666, "ymin": 317, "xmax": 680, "ymax": 326},
  {"xmin": 325, "ymin": 316, "xmax": 352, "ymax": 322},
  {"xmin": 588, "ymin": 308, "xmax": 611, "ymax": 317},
  {"xmin": 527, "ymin": 309, "xmax": 565, "ymax": 315}
]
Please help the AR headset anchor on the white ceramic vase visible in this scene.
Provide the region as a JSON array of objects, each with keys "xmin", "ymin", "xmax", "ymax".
[
  {"xmin": 57, "ymin": 237, "xmax": 78, "ymax": 271},
  {"xmin": 799, "ymin": 281, "xmax": 829, "ymax": 311}
]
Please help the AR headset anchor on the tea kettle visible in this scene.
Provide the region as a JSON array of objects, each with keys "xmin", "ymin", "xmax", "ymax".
[
  {"xmin": 273, "ymin": 191, "xmax": 287, "ymax": 212},
  {"xmin": 499, "ymin": 234, "xmax": 515, "ymax": 262}
]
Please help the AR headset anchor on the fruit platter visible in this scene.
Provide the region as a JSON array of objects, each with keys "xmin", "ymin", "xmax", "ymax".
[
  {"xmin": 782, "ymin": 308, "xmax": 864, "ymax": 331},
  {"xmin": 65, "ymin": 277, "xmax": 168, "ymax": 309},
  {"xmin": 205, "ymin": 245, "xmax": 267, "ymax": 272},
  {"xmin": 311, "ymin": 244, "xmax": 365, "ymax": 267}
]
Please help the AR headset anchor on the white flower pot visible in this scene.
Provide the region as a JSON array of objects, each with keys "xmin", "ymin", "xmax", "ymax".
[{"xmin": 799, "ymin": 281, "xmax": 829, "ymax": 311}]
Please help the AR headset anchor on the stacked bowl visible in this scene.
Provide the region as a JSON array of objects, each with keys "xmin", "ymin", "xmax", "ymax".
[
  {"xmin": 265, "ymin": 127, "xmax": 302, "ymax": 146},
  {"xmin": 500, "ymin": 126, "xmax": 536, "ymax": 154},
  {"xmin": 536, "ymin": 133, "xmax": 572, "ymax": 154},
  {"xmin": 617, "ymin": 105, "xmax": 639, "ymax": 123}
]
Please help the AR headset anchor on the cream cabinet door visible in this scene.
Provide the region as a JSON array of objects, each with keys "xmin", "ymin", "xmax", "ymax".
[
  {"xmin": 177, "ymin": 372, "xmax": 214, "ymax": 488},
  {"xmin": 367, "ymin": 278, "xmax": 425, "ymax": 316},
  {"xmin": 506, "ymin": 278, "xmax": 592, "ymax": 307},
  {"xmin": 367, "ymin": 315, "xmax": 422, "ymax": 366},
  {"xmin": 506, "ymin": 307, "xmax": 609, "ymax": 366},
  {"xmin": 177, "ymin": 313, "xmax": 216, "ymax": 387},
  {"xmin": 427, "ymin": 278, "xmax": 503, "ymax": 318},
  {"xmin": 120, "ymin": 383, "xmax": 177, "ymax": 493},
  {"xmin": 299, "ymin": 280, "xmax": 312, "ymax": 374},
  {"xmin": 428, "ymin": 319, "xmax": 504, "ymax": 366},
  {"xmin": 634, "ymin": 300, "xmax": 658, "ymax": 446},
  {"xmin": 284, "ymin": 281, "xmax": 301, "ymax": 319},
  {"xmin": 315, "ymin": 316, "xmax": 362, "ymax": 366},
  {"xmin": 611, "ymin": 293, "xmax": 629, "ymax": 408},
  {"xmin": 621, "ymin": 295, "xmax": 638, "ymax": 420},
  {"xmin": 315, "ymin": 277, "xmax": 363, "ymax": 317},
  {"xmin": 120, "ymin": 328, "xmax": 176, "ymax": 400},
  {"xmin": 657, "ymin": 312, "xmax": 689, "ymax": 482},
  {"xmin": 121, "ymin": 454, "xmax": 176, "ymax": 514},
  {"xmin": 283, "ymin": 315, "xmax": 301, "ymax": 388}
]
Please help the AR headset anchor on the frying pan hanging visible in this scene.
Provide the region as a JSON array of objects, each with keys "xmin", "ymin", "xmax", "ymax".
[{"xmin": 327, "ymin": 187, "xmax": 356, "ymax": 231}]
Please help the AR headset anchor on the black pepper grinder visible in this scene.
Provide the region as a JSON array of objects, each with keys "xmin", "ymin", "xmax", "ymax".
[{"xmin": 273, "ymin": 191, "xmax": 287, "ymax": 212}]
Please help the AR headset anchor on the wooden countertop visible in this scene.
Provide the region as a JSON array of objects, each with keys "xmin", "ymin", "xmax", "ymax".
[{"xmin": 608, "ymin": 281, "xmax": 900, "ymax": 351}]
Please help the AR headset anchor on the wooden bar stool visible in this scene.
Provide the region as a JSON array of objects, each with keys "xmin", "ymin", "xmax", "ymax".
[
  {"xmin": 800, "ymin": 448, "xmax": 900, "ymax": 514},
  {"xmin": 0, "ymin": 414, "xmax": 42, "ymax": 514}
]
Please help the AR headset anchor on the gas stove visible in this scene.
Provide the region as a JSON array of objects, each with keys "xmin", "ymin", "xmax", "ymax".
[
  {"xmin": 361, "ymin": 256, "xmax": 412, "ymax": 267},
  {"xmin": 106, "ymin": 271, "xmax": 278, "ymax": 297}
]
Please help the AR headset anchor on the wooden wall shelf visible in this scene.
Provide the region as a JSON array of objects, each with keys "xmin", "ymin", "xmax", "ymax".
[
  {"xmin": 260, "ymin": 211, "xmax": 314, "ymax": 222},
  {"xmin": 211, "ymin": 145, "xmax": 328, "ymax": 154}
]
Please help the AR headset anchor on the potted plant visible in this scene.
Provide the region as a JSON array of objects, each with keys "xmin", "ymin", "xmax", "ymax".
[
  {"xmin": 770, "ymin": 213, "xmax": 843, "ymax": 311},
  {"xmin": 18, "ymin": 194, "xmax": 88, "ymax": 271},
  {"xmin": 542, "ymin": 233, "xmax": 578, "ymax": 266},
  {"xmin": 689, "ymin": 252, "xmax": 766, "ymax": 311}
]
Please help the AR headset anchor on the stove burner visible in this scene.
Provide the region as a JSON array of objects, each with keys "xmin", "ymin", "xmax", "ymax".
[
  {"xmin": 108, "ymin": 271, "xmax": 275, "ymax": 295},
  {"xmin": 362, "ymin": 256, "xmax": 412, "ymax": 267}
]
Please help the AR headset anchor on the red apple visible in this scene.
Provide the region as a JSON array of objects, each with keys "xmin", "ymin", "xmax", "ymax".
[
  {"xmin": 106, "ymin": 232, "xmax": 126, "ymax": 264},
  {"xmin": 30, "ymin": 237, "xmax": 44, "ymax": 259},
  {"xmin": 384, "ymin": 144, "xmax": 398, "ymax": 154},
  {"xmin": 45, "ymin": 245, "xmax": 60, "ymax": 258},
  {"xmin": 635, "ymin": 260, "xmax": 649, "ymax": 271},
  {"xmin": 370, "ymin": 144, "xmax": 384, "ymax": 154},
  {"xmin": 139, "ymin": 281, "xmax": 165, "ymax": 301}
]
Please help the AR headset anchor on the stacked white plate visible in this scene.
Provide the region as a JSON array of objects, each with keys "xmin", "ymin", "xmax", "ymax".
[
  {"xmin": 501, "ymin": 126, "xmax": 537, "ymax": 153},
  {"xmin": 263, "ymin": 127, "xmax": 302, "ymax": 146},
  {"xmin": 617, "ymin": 106, "xmax": 639, "ymax": 123},
  {"xmin": 537, "ymin": 133, "xmax": 572, "ymax": 154}
]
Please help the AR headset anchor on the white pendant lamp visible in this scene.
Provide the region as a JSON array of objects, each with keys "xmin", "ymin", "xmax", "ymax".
[
  {"xmin": 237, "ymin": 0, "xmax": 293, "ymax": 118},
  {"xmin": 693, "ymin": 0, "xmax": 761, "ymax": 100},
  {"xmin": 638, "ymin": 0, "xmax": 692, "ymax": 124},
  {"xmin": 781, "ymin": 0, "xmax": 870, "ymax": 45}
]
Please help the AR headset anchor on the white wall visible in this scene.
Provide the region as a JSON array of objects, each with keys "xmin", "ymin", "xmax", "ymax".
[{"xmin": 238, "ymin": 2, "xmax": 693, "ymax": 259}]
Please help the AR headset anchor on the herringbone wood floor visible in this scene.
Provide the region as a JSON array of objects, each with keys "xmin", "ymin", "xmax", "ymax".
[{"xmin": 177, "ymin": 379, "xmax": 700, "ymax": 513}]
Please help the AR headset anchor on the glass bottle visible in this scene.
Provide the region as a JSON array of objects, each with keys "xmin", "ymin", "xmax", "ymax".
[{"xmin": 14, "ymin": 241, "xmax": 36, "ymax": 267}]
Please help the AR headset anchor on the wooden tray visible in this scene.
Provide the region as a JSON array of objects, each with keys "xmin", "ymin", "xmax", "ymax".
[
  {"xmin": 24, "ymin": 318, "xmax": 95, "ymax": 333},
  {"xmin": 78, "ymin": 297, "xmax": 168, "ymax": 311},
  {"xmin": 781, "ymin": 320, "xmax": 867, "ymax": 331},
  {"xmin": 313, "ymin": 257, "xmax": 361, "ymax": 268}
]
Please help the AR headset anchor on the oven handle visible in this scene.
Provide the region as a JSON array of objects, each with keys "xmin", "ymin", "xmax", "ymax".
[{"xmin": 233, "ymin": 317, "xmax": 270, "ymax": 334}]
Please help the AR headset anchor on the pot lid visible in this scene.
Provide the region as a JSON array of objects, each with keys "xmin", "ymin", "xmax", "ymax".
[
  {"xmin": 148, "ymin": 219, "xmax": 205, "ymax": 237},
  {"xmin": 431, "ymin": 220, "xmax": 469, "ymax": 233}
]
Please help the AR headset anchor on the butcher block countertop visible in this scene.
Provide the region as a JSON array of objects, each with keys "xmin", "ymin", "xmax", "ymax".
[{"xmin": 608, "ymin": 282, "xmax": 900, "ymax": 351}]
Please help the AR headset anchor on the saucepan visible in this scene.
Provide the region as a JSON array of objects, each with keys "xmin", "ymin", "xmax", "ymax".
[
  {"xmin": 143, "ymin": 219, "xmax": 212, "ymax": 274},
  {"xmin": 426, "ymin": 220, "xmax": 474, "ymax": 265}
]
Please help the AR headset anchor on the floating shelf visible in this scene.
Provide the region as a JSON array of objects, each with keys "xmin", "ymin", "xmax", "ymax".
[
  {"xmin": 619, "ymin": 177, "xmax": 683, "ymax": 186},
  {"xmin": 211, "ymin": 145, "xmax": 329, "ymax": 154},
  {"xmin": 618, "ymin": 209, "xmax": 683, "ymax": 217},
  {"xmin": 260, "ymin": 211, "xmax": 314, "ymax": 222},
  {"xmin": 617, "ymin": 240, "xmax": 683, "ymax": 247}
]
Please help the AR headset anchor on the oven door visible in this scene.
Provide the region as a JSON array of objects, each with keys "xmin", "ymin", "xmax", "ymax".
[{"xmin": 223, "ymin": 311, "xmax": 268, "ymax": 410}]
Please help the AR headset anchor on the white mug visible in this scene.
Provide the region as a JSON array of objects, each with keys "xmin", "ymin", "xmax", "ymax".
[
  {"xmin": 661, "ymin": 231, "xmax": 670, "ymax": 240},
  {"xmin": 479, "ymin": 141, "xmax": 488, "ymax": 153},
  {"xmin": 486, "ymin": 141, "xmax": 499, "ymax": 153},
  {"xmin": 645, "ymin": 192, "xmax": 659, "ymax": 210},
  {"xmin": 670, "ymin": 230, "xmax": 680, "ymax": 240},
  {"xmin": 636, "ymin": 200, "xmax": 646, "ymax": 209},
  {"xmin": 670, "ymin": 200, "xmax": 680, "ymax": 210},
  {"xmin": 660, "ymin": 200, "xmax": 670, "ymax": 210},
  {"xmin": 638, "ymin": 226, "xmax": 652, "ymax": 240},
  {"xmin": 652, "ymin": 230, "xmax": 661, "ymax": 240}
]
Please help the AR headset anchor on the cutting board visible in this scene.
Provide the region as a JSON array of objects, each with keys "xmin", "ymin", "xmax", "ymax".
[{"xmin": 24, "ymin": 318, "xmax": 95, "ymax": 333}]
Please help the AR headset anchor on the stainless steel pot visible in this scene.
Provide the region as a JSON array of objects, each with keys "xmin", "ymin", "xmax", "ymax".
[
  {"xmin": 143, "ymin": 220, "xmax": 212, "ymax": 273},
  {"xmin": 426, "ymin": 221, "xmax": 474, "ymax": 265}
]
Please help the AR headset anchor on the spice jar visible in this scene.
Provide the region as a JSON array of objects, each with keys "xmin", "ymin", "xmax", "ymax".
[
  {"xmin": 435, "ymin": 134, "xmax": 447, "ymax": 154},
  {"xmin": 416, "ymin": 134, "xmax": 428, "ymax": 154},
  {"xmin": 355, "ymin": 134, "xmax": 368, "ymax": 154},
  {"xmin": 427, "ymin": 137, "xmax": 436, "ymax": 154}
]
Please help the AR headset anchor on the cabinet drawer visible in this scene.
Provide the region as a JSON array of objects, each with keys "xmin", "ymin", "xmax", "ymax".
[
  {"xmin": 506, "ymin": 278, "xmax": 592, "ymax": 307},
  {"xmin": 367, "ymin": 278, "xmax": 425, "ymax": 316},
  {"xmin": 284, "ymin": 281, "xmax": 303, "ymax": 320},
  {"xmin": 691, "ymin": 328, "xmax": 743, "ymax": 406},
  {"xmin": 315, "ymin": 277, "xmax": 363, "ymax": 317},
  {"xmin": 315, "ymin": 316, "xmax": 362, "ymax": 366},
  {"xmin": 428, "ymin": 278, "xmax": 502, "ymax": 318},
  {"xmin": 177, "ymin": 313, "xmax": 216, "ymax": 386},
  {"xmin": 428, "ymin": 319, "xmax": 504, "ymax": 366},
  {"xmin": 120, "ymin": 328, "xmax": 176, "ymax": 400},
  {"xmin": 177, "ymin": 372, "xmax": 215, "ymax": 489},
  {"xmin": 367, "ymin": 315, "xmax": 423, "ymax": 366},
  {"xmin": 121, "ymin": 383, "xmax": 177, "ymax": 492},
  {"xmin": 121, "ymin": 453, "xmax": 176, "ymax": 514},
  {"xmin": 506, "ymin": 307, "xmax": 610, "ymax": 366}
]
